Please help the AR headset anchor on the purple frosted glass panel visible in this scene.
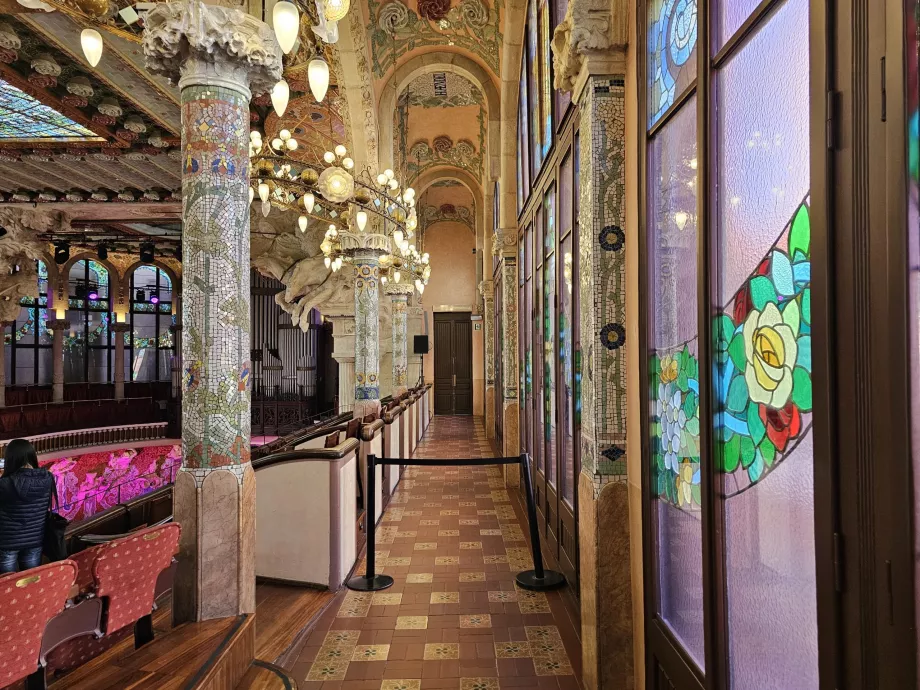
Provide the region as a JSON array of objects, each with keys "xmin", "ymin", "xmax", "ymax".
[
  {"xmin": 716, "ymin": 0, "xmax": 763, "ymax": 52},
  {"xmin": 715, "ymin": 0, "xmax": 818, "ymax": 686},
  {"xmin": 647, "ymin": 98, "xmax": 704, "ymax": 668},
  {"xmin": 714, "ymin": 0, "xmax": 810, "ymax": 305}
]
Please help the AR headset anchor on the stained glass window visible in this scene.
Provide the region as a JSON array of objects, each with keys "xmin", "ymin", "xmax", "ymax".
[
  {"xmin": 130, "ymin": 265, "xmax": 175, "ymax": 382},
  {"xmin": 647, "ymin": 0, "xmax": 698, "ymax": 129},
  {"xmin": 0, "ymin": 79, "xmax": 103, "ymax": 142},
  {"xmin": 647, "ymin": 98, "xmax": 704, "ymax": 668},
  {"xmin": 519, "ymin": 56, "xmax": 531, "ymax": 200},
  {"xmin": 517, "ymin": 107, "xmax": 525, "ymax": 213},
  {"xmin": 539, "ymin": 0, "xmax": 553, "ymax": 157},
  {"xmin": 528, "ymin": 0, "xmax": 542, "ymax": 177},
  {"xmin": 715, "ymin": 0, "xmax": 817, "ymax": 685},
  {"xmin": 65, "ymin": 260, "xmax": 112, "ymax": 384},
  {"xmin": 544, "ymin": 186, "xmax": 557, "ymax": 488}
]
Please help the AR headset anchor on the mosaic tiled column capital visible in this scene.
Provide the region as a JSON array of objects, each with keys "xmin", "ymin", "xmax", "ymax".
[
  {"xmin": 143, "ymin": 5, "xmax": 278, "ymax": 622},
  {"xmin": 353, "ymin": 251, "xmax": 382, "ymax": 418},
  {"xmin": 385, "ymin": 282, "xmax": 414, "ymax": 396}
]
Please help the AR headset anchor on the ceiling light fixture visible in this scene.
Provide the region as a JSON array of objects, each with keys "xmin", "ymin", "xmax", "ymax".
[
  {"xmin": 81, "ymin": 28, "xmax": 103, "ymax": 67},
  {"xmin": 273, "ymin": 1, "xmax": 300, "ymax": 54},
  {"xmin": 271, "ymin": 79, "xmax": 290, "ymax": 117},
  {"xmin": 54, "ymin": 242, "xmax": 70, "ymax": 265},
  {"xmin": 308, "ymin": 54, "xmax": 330, "ymax": 103},
  {"xmin": 323, "ymin": 0, "xmax": 350, "ymax": 22}
]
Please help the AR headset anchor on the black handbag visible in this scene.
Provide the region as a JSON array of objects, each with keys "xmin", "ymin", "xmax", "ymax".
[{"xmin": 43, "ymin": 478, "xmax": 68, "ymax": 562}]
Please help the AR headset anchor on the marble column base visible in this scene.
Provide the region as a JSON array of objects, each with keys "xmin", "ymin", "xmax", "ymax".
[
  {"xmin": 173, "ymin": 464, "xmax": 256, "ymax": 623},
  {"xmin": 578, "ymin": 473, "xmax": 634, "ymax": 690}
]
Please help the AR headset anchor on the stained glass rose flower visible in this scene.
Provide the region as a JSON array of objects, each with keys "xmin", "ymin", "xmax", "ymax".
[{"xmin": 742, "ymin": 302, "xmax": 798, "ymax": 409}]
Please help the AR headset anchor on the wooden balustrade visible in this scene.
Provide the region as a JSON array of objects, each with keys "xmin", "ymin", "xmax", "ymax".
[{"xmin": 0, "ymin": 420, "xmax": 169, "ymax": 458}]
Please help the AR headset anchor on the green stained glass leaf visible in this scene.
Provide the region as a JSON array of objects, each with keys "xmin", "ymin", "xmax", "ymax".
[
  {"xmin": 783, "ymin": 298, "xmax": 800, "ymax": 338},
  {"xmin": 789, "ymin": 203, "xmax": 811, "ymax": 259},
  {"xmin": 771, "ymin": 251, "xmax": 795, "ymax": 297},
  {"xmin": 677, "ymin": 367, "xmax": 689, "ymax": 393},
  {"xmin": 748, "ymin": 450, "xmax": 765, "ymax": 482},
  {"xmin": 682, "ymin": 390, "xmax": 698, "ymax": 419},
  {"xmin": 760, "ymin": 437, "xmax": 777, "ymax": 467},
  {"xmin": 797, "ymin": 335, "xmax": 812, "ymax": 372},
  {"xmin": 802, "ymin": 288, "xmax": 811, "ymax": 325},
  {"xmin": 685, "ymin": 415, "xmax": 700, "ymax": 437},
  {"xmin": 749, "ymin": 276, "xmax": 778, "ymax": 310},
  {"xmin": 728, "ymin": 332, "xmax": 747, "ymax": 373},
  {"xmin": 792, "ymin": 366, "xmax": 813, "ymax": 411},
  {"xmin": 747, "ymin": 402, "xmax": 766, "ymax": 445},
  {"xmin": 691, "ymin": 484, "xmax": 702, "ymax": 506},
  {"xmin": 740, "ymin": 435, "xmax": 756, "ymax": 469},
  {"xmin": 722, "ymin": 434, "xmax": 741, "ymax": 473},
  {"xmin": 727, "ymin": 375, "xmax": 749, "ymax": 413}
]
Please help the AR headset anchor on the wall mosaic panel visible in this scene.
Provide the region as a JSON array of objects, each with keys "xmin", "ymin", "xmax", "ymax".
[
  {"xmin": 578, "ymin": 76, "xmax": 627, "ymax": 492},
  {"xmin": 180, "ymin": 84, "xmax": 252, "ymax": 468},
  {"xmin": 390, "ymin": 291, "xmax": 409, "ymax": 390},
  {"xmin": 502, "ymin": 256, "xmax": 518, "ymax": 401},
  {"xmin": 368, "ymin": 0, "xmax": 502, "ymax": 78},
  {"xmin": 354, "ymin": 254, "xmax": 381, "ymax": 404}
]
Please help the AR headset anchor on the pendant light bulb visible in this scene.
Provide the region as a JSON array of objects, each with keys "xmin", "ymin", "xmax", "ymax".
[
  {"xmin": 273, "ymin": 1, "xmax": 300, "ymax": 54},
  {"xmin": 258, "ymin": 182, "xmax": 270, "ymax": 202},
  {"xmin": 298, "ymin": 215, "xmax": 308, "ymax": 232},
  {"xmin": 303, "ymin": 192, "xmax": 315, "ymax": 213},
  {"xmin": 249, "ymin": 187, "xmax": 254, "ymax": 204},
  {"xmin": 394, "ymin": 271, "xmax": 401, "ymax": 284},
  {"xmin": 356, "ymin": 210, "xmax": 368, "ymax": 231},
  {"xmin": 393, "ymin": 229, "xmax": 404, "ymax": 246},
  {"xmin": 308, "ymin": 55, "xmax": 330, "ymax": 103},
  {"xmin": 271, "ymin": 79, "xmax": 290, "ymax": 117},
  {"xmin": 81, "ymin": 29, "xmax": 103, "ymax": 67},
  {"xmin": 325, "ymin": 256, "xmax": 331, "ymax": 269}
]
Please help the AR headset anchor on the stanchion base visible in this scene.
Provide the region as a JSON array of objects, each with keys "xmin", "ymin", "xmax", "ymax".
[
  {"xmin": 346, "ymin": 574, "xmax": 395, "ymax": 592},
  {"xmin": 515, "ymin": 570, "xmax": 566, "ymax": 591}
]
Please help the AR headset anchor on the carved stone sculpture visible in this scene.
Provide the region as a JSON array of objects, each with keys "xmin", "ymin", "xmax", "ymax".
[{"xmin": 551, "ymin": 0, "xmax": 627, "ymax": 92}]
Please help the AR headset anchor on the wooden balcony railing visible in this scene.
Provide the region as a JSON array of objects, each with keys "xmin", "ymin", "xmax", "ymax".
[{"xmin": 0, "ymin": 421, "xmax": 170, "ymax": 458}]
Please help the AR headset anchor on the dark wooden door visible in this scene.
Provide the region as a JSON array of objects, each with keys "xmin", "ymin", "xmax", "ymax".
[{"xmin": 433, "ymin": 312, "xmax": 473, "ymax": 415}]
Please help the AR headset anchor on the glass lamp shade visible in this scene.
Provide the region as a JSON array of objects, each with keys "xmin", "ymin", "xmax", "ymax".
[
  {"xmin": 298, "ymin": 215, "xmax": 308, "ymax": 232},
  {"xmin": 308, "ymin": 56, "xmax": 330, "ymax": 103},
  {"xmin": 249, "ymin": 187, "xmax": 255, "ymax": 204},
  {"xmin": 273, "ymin": 1, "xmax": 300, "ymax": 54},
  {"xmin": 324, "ymin": 256, "xmax": 331, "ymax": 268},
  {"xmin": 356, "ymin": 210, "xmax": 368, "ymax": 231},
  {"xmin": 258, "ymin": 182, "xmax": 270, "ymax": 202},
  {"xmin": 303, "ymin": 192, "xmax": 315, "ymax": 213},
  {"xmin": 324, "ymin": 0, "xmax": 350, "ymax": 22},
  {"xmin": 334, "ymin": 144, "xmax": 347, "ymax": 157},
  {"xmin": 271, "ymin": 79, "xmax": 290, "ymax": 117},
  {"xmin": 317, "ymin": 166, "xmax": 354, "ymax": 203},
  {"xmin": 81, "ymin": 29, "xmax": 103, "ymax": 67},
  {"xmin": 393, "ymin": 229, "xmax": 404, "ymax": 246}
]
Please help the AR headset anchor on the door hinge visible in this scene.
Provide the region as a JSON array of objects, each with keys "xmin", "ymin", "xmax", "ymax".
[
  {"xmin": 826, "ymin": 90, "xmax": 839, "ymax": 150},
  {"xmin": 833, "ymin": 532, "xmax": 845, "ymax": 592}
]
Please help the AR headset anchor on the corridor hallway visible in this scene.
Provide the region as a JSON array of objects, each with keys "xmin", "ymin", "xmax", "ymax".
[{"xmin": 295, "ymin": 416, "xmax": 583, "ymax": 689}]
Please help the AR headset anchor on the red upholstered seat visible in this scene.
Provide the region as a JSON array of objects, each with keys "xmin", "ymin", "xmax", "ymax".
[
  {"xmin": 0, "ymin": 561, "xmax": 77, "ymax": 689},
  {"xmin": 45, "ymin": 523, "xmax": 180, "ymax": 674},
  {"xmin": 71, "ymin": 543, "xmax": 106, "ymax": 594}
]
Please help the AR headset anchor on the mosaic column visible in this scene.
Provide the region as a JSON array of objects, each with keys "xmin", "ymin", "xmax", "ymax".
[
  {"xmin": 0, "ymin": 321, "xmax": 13, "ymax": 407},
  {"xmin": 112, "ymin": 323, "xmax": 130, "ymax": 400},
  {"xmin": 48, "ymin": 319, "xmax": 69, "ymax": 403},
  {"xmin": 493, "ymin": 230, "xmax": 519, "ymax": 484},
  {"xmin": 143, "ymin": 0, "xmax": 281, "ymax": 623},
  {"xmin": 353, "ymin": 251, "xmax": 381, "ymax": 418},
  {"xmin": 385, "ymin": 282, "xmax": 413, "ymax": 396},
  {"xmin": 480, "ymin": 280, "xmax": 495, "ymax": 438}
]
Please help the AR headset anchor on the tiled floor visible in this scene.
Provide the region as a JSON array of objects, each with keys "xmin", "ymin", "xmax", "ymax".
[{"xmin": 293, "ymin": 416, "xmax": 582, "ymax": 689}]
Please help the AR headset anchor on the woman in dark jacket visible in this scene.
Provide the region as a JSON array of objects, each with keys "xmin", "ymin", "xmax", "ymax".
[{"xmin": 0, "ymin": 439, "xmax": 54, "ymax": 573}]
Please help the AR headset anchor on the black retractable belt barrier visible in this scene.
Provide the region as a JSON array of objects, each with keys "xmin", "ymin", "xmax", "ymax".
[{"xmin": 346, "ymin": 453, "xmax": 565, "ymax": 593}]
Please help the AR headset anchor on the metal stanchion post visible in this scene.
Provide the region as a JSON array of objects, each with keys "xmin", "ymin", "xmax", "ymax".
[
  {"xmin": 347, "ymin": 454, "xmax": 394, "ymax": 592},
  {"xmin": 516, "ymin": 453, "xmax": 566, "ymax": 591}
]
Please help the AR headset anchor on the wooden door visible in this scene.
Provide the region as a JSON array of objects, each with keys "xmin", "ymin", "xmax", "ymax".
[{"xmin": 433, "ymin": 312, "xmax": 473, "ymax": 415}]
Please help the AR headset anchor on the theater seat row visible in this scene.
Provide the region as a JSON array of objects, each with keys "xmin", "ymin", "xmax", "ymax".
[{"xmin": 0, "ymin": 522, "xmax": 180, "ymax": 690}]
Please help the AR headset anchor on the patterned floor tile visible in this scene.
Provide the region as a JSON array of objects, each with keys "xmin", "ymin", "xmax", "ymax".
[
  {"xmin": 423, "ymin": 642, "xmax": 460, "ymax": 660},
  {"xmin": 495, "ymin": 641, "xmax": 531, "ymax": 658},
  {"xmin": 380, "ymin": 681, "xmax": 421, "ymax": 690},
  {"xmin": 430, "ymin": 591, "xmax": 460, "ymax": 604},
  {"xmin": 406, "ymin": 572, "xmax": 433, "ymax": 583},
  {"xmin": 395, "ymin": 615, "xmax": 428, "ymax": 629},
  {"xmin": 459, "ymin": 572, "xmax": 486, "ymax": 582},
  {"xmin": 460, "ymin": 679, "xmax": 501, "ymax": 690},
  {"xmin": 460, "ymin": 613, "xmax": 492, "ymax": 628},
  {"xmin": 352, "ymin": 644, "xmax": 390, "ymax": 661}
]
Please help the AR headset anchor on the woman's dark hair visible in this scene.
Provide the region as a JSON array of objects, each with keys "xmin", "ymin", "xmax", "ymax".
[{"xmin": 2, "ymin": 439, "xmax": 38, "ymax": 477}]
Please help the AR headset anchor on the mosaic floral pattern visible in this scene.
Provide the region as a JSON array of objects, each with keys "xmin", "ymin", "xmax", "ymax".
[
  {"xmin": 43, "ymin": 445, "xmax": 181, "ymax": 522},
  {"xmin": 651, "ymin": 199, "xmax": 813, "ymax": 509},
  {"xmin": 390, "ymin": 291, "xmax": 409, "ymax": 391},
  {"xmin": 368, "ymin": 0, "xmax": 502, "ymax": 78},
  {"xmin": 354, "ymin": 255, "xmax": 381, "ymax": 405},
  {"xmin": 502, "ymin": 257, "xmax": 518, "ymax": 401},
  {"xmin": 180, "ymin": 84, "xmax": 252, "ymax": 468}
]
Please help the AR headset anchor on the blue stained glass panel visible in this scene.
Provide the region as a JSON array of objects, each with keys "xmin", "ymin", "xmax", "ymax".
[
  {"xmin": 647, "ymin": 0, "xmax": 698, "ymax": 129},
  {"xmin": 0, "ymin": 79, "xmax": 102, "ymax": 141}
]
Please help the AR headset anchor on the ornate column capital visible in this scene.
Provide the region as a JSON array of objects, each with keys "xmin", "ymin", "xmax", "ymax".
[
  {"xmin": 143, "ymin": 0, "xmax": 282, "ymax": 97},
  {"xmin": 384, "ymin": 282, "xmax": 415, "ymax": 297},
  {"xmin": 491, "ymin": 228, "xmax": 517, "ymax": 257},
  {"xmin": 47, "ymin": 319, "xmax": 71, "ymax": 331},
  {"xmin": 478, "ymin": 279, "xmax": 494, "ymax": 297},
  {"xmin": 551, "ymin": 0, "xmax": 628, "ymax": 94},
  {"xmin": 112, "ymin": 322, "xmax": 133, "ymax": 334}
]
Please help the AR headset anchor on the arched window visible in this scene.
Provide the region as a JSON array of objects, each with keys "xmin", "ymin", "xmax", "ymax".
[
  {"xmin": 64, "ymin": 259, "xmax": 112, "ymax": 384},
  {"xmin": 5, "ymin": 259, "xmax": 52, "ymax": 386},
  {"xmin": 128, "ymin": 265, "xmax": 174, "ymax": 382}
]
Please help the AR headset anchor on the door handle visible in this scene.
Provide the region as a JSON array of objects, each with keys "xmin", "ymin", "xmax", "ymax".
[{"xmin": 452, "ymin": 374, "xmax": 457, "ymax": 387}]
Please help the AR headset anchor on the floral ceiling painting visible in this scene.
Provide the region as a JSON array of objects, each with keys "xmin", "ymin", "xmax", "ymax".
[{"xmin": 367, "ymin": 0, "xmax": 503, "ymax": 79}]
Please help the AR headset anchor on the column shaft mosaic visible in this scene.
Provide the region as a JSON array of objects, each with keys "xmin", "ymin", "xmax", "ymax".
[
  {"xmin": 387, "ymin": 284, "xmax": 413, "ymax": 395},
  {"xmin": 354, "ymin": 251, "xmax": 381, "ymax": 417},
  {"xmin": 578, "ymin": 76, "xmax": 628, "ymax": 494},
  {"xmin": 500, "ymin": 253, "xmax": 519, "ymax": 463}
]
